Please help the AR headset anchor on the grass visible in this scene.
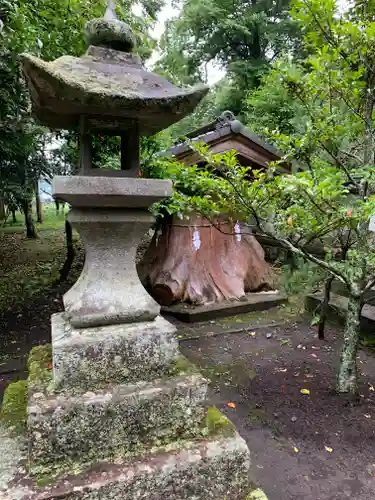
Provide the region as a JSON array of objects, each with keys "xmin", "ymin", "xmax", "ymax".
[
  {"xmin": 0, "ymin": 204, "xmax": 80, "ymax": 311},
  {"xmin": 0, "ymin": 230, "xmax": 65, "ymax": 310},
  {"xmin": 0, "ymin": 203, "xmax": 66, "ymax": 234}
]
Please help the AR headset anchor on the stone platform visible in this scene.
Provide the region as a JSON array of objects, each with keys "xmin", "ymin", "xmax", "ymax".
[
  {"xmin": 162, "ymin": 292, "xmax": 287, "ymax": 323},
  {"xmin": 1, "ymin": 427, "xmax": 251, "ymax": 500},
  {"xmin": 305, "ymin": 292, "xmax": 375, "ymax": 334},
  {"xmin": 52, "ymin": 313, "xmax": 179, "ymax": 390},
  {"xmin": 28, "ymin": 374, "xmax": 208, "ymax": 467},
  {"xmin": 0, "ymin": 317, "xmax": 252, "ymax": 499}
]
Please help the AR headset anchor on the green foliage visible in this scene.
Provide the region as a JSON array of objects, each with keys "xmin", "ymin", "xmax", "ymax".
[
  {"xmin": 279, "ymin": 259, "xmax": 326, "ymax": 296},
  {"xmin": 157, "ymin": 0, "xmax": 302, "ymax": 115},
  {"xmin": 164, "ymin": 89, "xmax": 218, "ymax": 142},
  {"xmin": 245, "ymin": 68, "xmax": 306, "ymax": 137}
]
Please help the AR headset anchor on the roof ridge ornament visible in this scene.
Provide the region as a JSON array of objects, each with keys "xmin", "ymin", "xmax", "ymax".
[{"xmin": 219, "ymin": 110, "xmax": 235, "ymax": 124}]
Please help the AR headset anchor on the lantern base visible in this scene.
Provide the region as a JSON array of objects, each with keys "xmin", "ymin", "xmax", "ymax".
[{"xmin": 1, "ymin": 428, "xmax": 251, "ymax": 500}]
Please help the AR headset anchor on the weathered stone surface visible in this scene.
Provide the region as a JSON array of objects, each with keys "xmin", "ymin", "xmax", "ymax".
[
  {"xmin": 52, "ymin": 313, "xmax": 179, "ymax": 390},
  {"xmin": 84, "ymin": 18, "xmax": 136, "ymax": 53},
  {"xmin": 28, "ymin": 374, "xmax": 208, "ymax": 468},
  {"xmin": 53, "ymin": 176, "xmax": 173, "ymax": 209},
  {"xmin": 2, "ymin": 430, "xmax": 251, "ymax": 500},
  {"xmin": 20, "ymin": 49, "xmax": 209, "ymax": 135},
  {"xmin": 56, "ymin": 206, "xmax": 164, "ymax": 328}
]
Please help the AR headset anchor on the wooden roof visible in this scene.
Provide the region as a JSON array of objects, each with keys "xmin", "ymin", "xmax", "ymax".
[{"xmin": 165, "ymin": 111, "xmax": 287, "ymax": 170}]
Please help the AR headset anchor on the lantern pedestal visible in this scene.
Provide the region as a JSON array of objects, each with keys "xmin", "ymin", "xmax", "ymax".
[{"xmin": 0, "ymin": 175, "xmax": 251, "ymax": 499}]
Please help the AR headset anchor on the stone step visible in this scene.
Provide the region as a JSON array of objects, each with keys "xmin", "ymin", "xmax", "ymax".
[
  {"xmin": 161, "ymin": 292, "xmax": 287, "ymax": 323},
  {"xmin": 52, "ymin": 313, "xmax": 180, "ymax": 391},
  {"xmin": 330, "ymin": 280, "xmax": 375, "ymax": 305},
  {"xmin": 305, "ymin": 292, "xmax": 375, "ymax": 334},
  {"xmin": 28, "ymin": 373, "xmax": 208, "ymax": 468},
  {"xmin": 4, "ymin": 429, "xmax": 252, "ymax": 500}
]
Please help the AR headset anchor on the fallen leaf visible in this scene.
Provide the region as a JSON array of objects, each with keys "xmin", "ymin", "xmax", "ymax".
[
  {"xmin": 325, "ymin": 446, "xmax": 333, "ymax": 453},
  {"xmin": 227, "ymin": 402, "xmax": 236, "ymax": 409},
  {"xmin": 305, "ymin": 374, "xmax": 314, "ymax": 379},
  {"xmin": 369, "ymin": 384, "xmax": 374, "ymax": 392},
  {"xmin": 177, "ymin": 335, "xmax": 183, "ymax": 339},
  {"xmin": 248, "ymin": 331, "xmax": 257, "ymax": 337},
  {"xmin": 311, "ymin": 353, "xmax": 318, "ymax": 359},
  {"xmin": 47, "ymin": 363, "xmax": 53, "ymax": 370},
  {"xmin": 280, "ymin": 339, "xmax": 290, "ymax": 346},
  {"xmin": 300, "ymin": 388, "xmax": 310, "ymax": 395},
  {"xmin": 281, "ymin": 385, "xmax": 287, "ymax": 393},
  {"xmin": 293, "ymin": 447, "xmax": 299, "ymax": 453},
  {"xmin": 364, "ymin": 414, "xmax": 371, "ymax": 419}
]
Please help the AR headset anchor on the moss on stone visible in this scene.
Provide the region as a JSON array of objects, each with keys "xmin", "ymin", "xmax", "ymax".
[
  {"xmin": 35, "ymin": 475, "xmax": 56, "ymax": 488},
  {"xmin": 1, "ymin": 379, "xmax": 28, "ymax": 434},
  {"xmin": 169, "ymin": 356, "xmax": 201, "ymax": 377},
  {"xmin": 28, "ymin": 344, "xmax": 53, "ymax": 391},
  {"xmin": 245, "ymin": 488, "xmax": 269, "ymax": 499},
  {"xmin": 206, "ymin": 407, "xmax": 236, "ymax": 438}
]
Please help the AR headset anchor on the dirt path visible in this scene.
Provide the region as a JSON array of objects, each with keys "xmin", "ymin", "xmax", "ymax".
[
  {"xmin": 1, "ymin": 271, "xmax": 375, "ymax": 499},
  {"xmin": 181, "ymin": 323, "xmax": 375, "ymax": 500}
]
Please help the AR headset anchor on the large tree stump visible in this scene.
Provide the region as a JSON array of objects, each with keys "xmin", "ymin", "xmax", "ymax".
[{"xmin": 138, "ymin": 214, "xmax": 274, "ymax": 306}]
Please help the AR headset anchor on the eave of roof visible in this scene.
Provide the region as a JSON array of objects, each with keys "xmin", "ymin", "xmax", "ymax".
[{"xmin": 163, "ymin": 113, "xmax": 282, "ymax": 161}]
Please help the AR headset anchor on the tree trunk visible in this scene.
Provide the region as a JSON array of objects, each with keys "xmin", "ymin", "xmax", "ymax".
[
  {"xmin": 55, "ymin": 199, "xmax": 60, "ymax": 214},
  {"xmin": 0, "ymin": 197, "xmax": 5, "ymax": 220},
  {"xmin": 337, "ymin": 292, "xmax": 362, "ymax": 395},
  {"xmin": 12, "ymin": 209, "xmax": 17, "ymax": 224},
  {"xmin": 35, "ymin": 181, "xmax": 43, "ymax": 224},
  {"xmin": 138, "ymin": 214, "xmax": 274, "ymax": 306},
  {"xmin": 22, "ymin": 200, "xmax": 38, "ymax": 239},
  {"xmin": 55, "ymin": 219, "xmax": 75, "ymax": 284},
  {"xmin": 317, "ymin": 276, "xmax": 334, "ymax": 340}
]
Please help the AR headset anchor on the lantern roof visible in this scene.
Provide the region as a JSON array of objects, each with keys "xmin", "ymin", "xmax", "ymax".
[{"xmin": 20, "ymin": 1, "xmax": 208, "ymax": 135}]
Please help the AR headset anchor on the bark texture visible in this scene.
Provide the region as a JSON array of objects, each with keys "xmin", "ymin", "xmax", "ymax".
[
  {"xmin": 22, "ymin": 200, "xmax": 38, "ymax": 239},
  {"xmin": 318, "ymin": 276, "xmax": 334, "ymax": 340},
  {"xmin": 0, "ymin": 197, "xmax": 5, "ymax": 220},
  {"xmin": 337, "ymin": 292, "xmax": 362, "ymax": 394},
  {"xmin": 55, "ymin": 219, "xmax": 75, "ymax": 284},
  {"xmin": 138, "ymin": 215, "xmax": 274, "ymax": 306},
  {"xmin": 35, "ymin": 181, "xmax": 43, "ymax": 223}
]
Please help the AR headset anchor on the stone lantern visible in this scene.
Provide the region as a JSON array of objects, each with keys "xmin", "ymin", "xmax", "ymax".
[{"xmin": 2, "ymin": 2, "xmax": 251, "ymax": 498}]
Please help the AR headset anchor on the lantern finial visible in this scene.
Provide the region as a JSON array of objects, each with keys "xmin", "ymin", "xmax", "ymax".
[
  {"xmin": 84, "ymin": 0, "xmax": 135, "ymax": 52},
  {"xmin": 104, "ymin": 0, "xmax": 118, "ymax": 21}
]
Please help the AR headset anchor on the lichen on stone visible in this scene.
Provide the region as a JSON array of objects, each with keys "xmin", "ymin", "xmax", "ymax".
[
  {"xmin": 84, "ymin": 18, "xmax": 136, "ymax": 52},
  {"xmin": 28, "ymin": 344, "xmax": 53, "ymax": 391},
  {"xmin": 1, "ymin": 380, "xmax": 28, "ymax": 434}
]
